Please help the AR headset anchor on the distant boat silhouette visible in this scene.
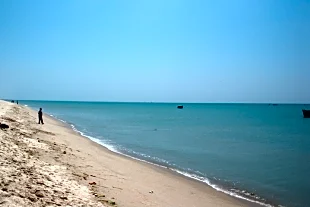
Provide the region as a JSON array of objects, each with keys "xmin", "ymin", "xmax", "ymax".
[
  {"xmin": 302, "ymin": 109, "xmax": 310, "ymax": 118},
  {"xmin": 177, "ymin": 105, "xmax": 183, "ymax": 109}
]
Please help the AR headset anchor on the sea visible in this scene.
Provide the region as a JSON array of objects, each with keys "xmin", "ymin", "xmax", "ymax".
[{"xmin": 20, "ymin": 101, "xmax": 310, "ymax": 207}]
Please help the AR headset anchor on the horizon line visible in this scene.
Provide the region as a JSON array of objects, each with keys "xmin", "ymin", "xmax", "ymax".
[{"xmin": 1, "ymin": 99, "xmax": 309, "ymax": 105}]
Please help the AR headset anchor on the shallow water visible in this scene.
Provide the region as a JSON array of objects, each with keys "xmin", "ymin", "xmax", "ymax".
[{"xmin": 22, "ymin": 101, "xmax": 310, "ymax": 207}]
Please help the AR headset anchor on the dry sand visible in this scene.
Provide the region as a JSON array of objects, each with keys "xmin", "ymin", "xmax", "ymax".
[{"xmin": 0, "ymin": 100, "xmax": 255, "ymax": 207}]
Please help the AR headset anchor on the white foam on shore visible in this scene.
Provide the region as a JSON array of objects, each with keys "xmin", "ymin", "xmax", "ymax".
[
  {"xmin": 172, "ymin": 170, "xmax": 273, "ymax": 207},
  {"xmin": 70, "ymin": 124, "xmax": 118, "ymax": 153},
  {"xmin": 66, "ymin": 121, "xmax": 169, "ymax": 169},
  {"xmin": 58, "ymin": 119, "xmax": 67, "ymax": 123},
  {"xmin": 48, "ymin": 112, "xmax": 274, "ymax": 207}
]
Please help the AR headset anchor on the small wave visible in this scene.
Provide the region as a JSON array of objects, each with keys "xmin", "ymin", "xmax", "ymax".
[
  {"xmin": 69, "ymin": 124, "xmax": 118, "ymax": 153},
  {"xmin": 24, "ymin": 105, "xmax": 28, "ymax": 106},
  {"xmin": 172, "ymin": 170, "xmax": 273, "ymax": 207},
  {"xmin": 68, "ymin": 124, "xmax": 169, "ymax": 169},
  {"xmin": 122, "ymin": 149, "xmax": 172, "ymax": 165},
  {"xmin": 58, "ymin": 119, "xmax": 66, "ymax": 123}
]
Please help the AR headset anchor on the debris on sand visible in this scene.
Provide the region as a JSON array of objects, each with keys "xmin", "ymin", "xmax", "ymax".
[{"xmin": 0, "ymin": 122, "xmax": 9, "ymax": 129}]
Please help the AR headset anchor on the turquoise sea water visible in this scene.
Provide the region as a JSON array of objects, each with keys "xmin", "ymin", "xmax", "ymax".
[{"xmin": 21, "ymin": 101, "xmax": 310, "ymax": 207}]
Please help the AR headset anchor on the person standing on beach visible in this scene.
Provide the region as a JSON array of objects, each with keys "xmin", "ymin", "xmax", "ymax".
[{"xmin": 38, "ymin": 108, "xmax": 44, "ymax": 124}]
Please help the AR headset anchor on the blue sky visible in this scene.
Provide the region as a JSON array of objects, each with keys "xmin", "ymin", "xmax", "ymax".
[{"xmin": 0, "ymin": 0, "xmax": 309, "ymax": 103}]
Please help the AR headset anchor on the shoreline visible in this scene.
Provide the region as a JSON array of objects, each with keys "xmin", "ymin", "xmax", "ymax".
[
  {"xmin": 1, "ymin": 100, "xmax": 265, "ymax": 207},
  {"xmin": 33, "ymin": 106, "xmax": 267, "ymax": 206}
]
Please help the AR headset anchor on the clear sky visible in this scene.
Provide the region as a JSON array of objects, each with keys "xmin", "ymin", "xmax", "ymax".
[{"xmin": 0, "ymin": 0, "xmax": 309, "ymax": 103}]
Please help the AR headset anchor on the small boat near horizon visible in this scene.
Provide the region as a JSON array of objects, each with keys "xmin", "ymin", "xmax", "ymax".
[
  {"xmin": 177, "ymin": 105, "xmax": 183, "ymax": 109},
  {"xmin": 302, "ymin": 109, "xmax": 310, "ymax": 118}
]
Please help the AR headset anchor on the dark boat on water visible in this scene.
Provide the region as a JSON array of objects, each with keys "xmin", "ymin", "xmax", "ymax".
[
  {"xmin": 302, "ymin": 109, "xmax": 310, "ymax": 118},
  {"xmin": 177, "ymin": 105, "xmax": 183, "ymax": 109}
]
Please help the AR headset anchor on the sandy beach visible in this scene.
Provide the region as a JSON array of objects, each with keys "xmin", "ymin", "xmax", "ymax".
[{"xmin": 0, "ymin": 100, "xmax": 255, "ymax": 207}]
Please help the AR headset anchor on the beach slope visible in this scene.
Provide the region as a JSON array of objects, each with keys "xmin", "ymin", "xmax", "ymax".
[{"xmin": 0, "ymin": 100, "xmax": 251, "ymax": 207}]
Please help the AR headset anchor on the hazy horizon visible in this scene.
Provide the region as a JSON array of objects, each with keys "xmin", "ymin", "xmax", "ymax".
[
  {"xmin": 1, "ymin": 0, "xmax": 309, "ymax": 103},
  {"xmin": 2, "ymin": 99, "xmax": 310, "ymax": 105}
]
